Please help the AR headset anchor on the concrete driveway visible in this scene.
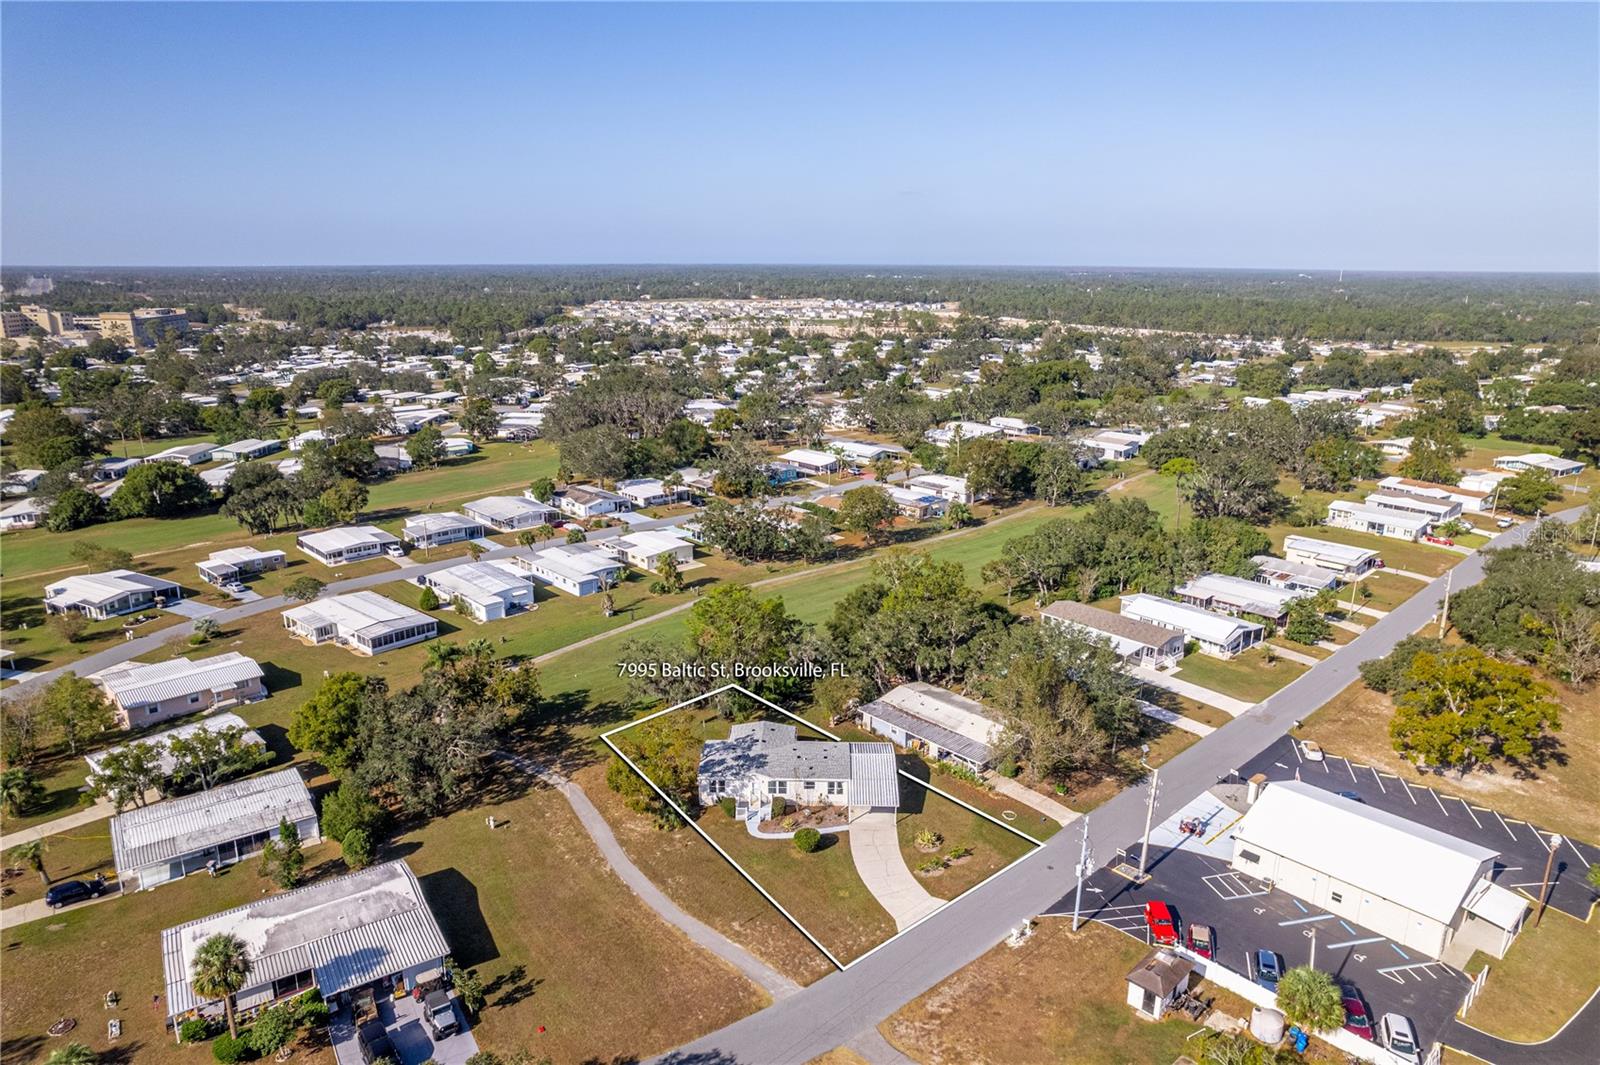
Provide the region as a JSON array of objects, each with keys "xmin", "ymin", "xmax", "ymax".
[
  {"xmin": 331, "ymin": 993, "xmax": 477, "ymax": 1065},
  {"xmin": 848, "ymin": 810, "xmax": 943, "ymax": 931}
]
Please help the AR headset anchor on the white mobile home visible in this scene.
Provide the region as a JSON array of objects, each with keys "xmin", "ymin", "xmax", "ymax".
[
  {"xmin": 1173, "ymin": 573, "xmax": 1307, "ymax": 626},
  {"xmin": 905, "ymin": 473, "xmax": 972, "ymax": 504},
  {"xmin": 511, "ymin": 543, "xmax": 624, "ymax": 596},
  {"xmin": 1325, "ymin": 500, "xmax": 1430, "ymax": 541},
  {"xmin": 1281, "ymin": 535, "xmax": 1380, "ymax": 579},
  {"xmin": 463, "ymin": 495, "xmax": 558, "ymax": 532},
  {"xmin": 554, "ymin": 485, "xmax": 631, "ymax": 519},
  {"xmin": 113, "ymin": 768, "xmax": 317, "ymax": 891},
  {"xmin": 196, "ymin": 547, "xmax": 286, "ymax": 586},
  {"xmin": 44, "ymin": 569, "xmax": 182, "ymax": 619},
  {"xmin": 1363, "ymin": 490, "xmax": 1463, "ymax": 524},
  {"xmin": 296, "ymin": 525, "xmax": 401, "ymax": 565},
  {"xmin": 1493, "ymin": 453, "xmax": 1585, "ymax": 478},
  {"xmin": 401, "ymin": 512, "xmax": 485, "ymax": 548},
  {"xmin": 91, "ymin": 651, "xmax": 267, "ymax": 728},
  {"xmin": 418, "ymin": 561, "xmax": 534, "ymax": 621},
  {"xmin": 281, "ymin": 591, "xmax": 437, "ymax": 655},
  {"xmin": 606, "ymin": 530, "xmax": 695, "ymax": 570},
  {"xmin": 1119, "ymin": 594, "xmax": 1263, "ymax": 659},
  {"xmin": 1250, "ymin": 555, "xmax": 1340, "ymax": 593},
  {"xmin": 1041, "ymin": 599, "xmax": 1186, "ymax": 669},
  {"xmin": 86, "ymin": 713, "xmax": 263, "ymax": 781},
  {"xmin": 858, "ymin": 682, "xmax": 1001, "ymax": 771}
]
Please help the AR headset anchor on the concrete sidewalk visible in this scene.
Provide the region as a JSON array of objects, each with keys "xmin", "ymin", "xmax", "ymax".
[
  {"xmin": 0, "ymin": 797, "xmax": 116, "ymax": 849},
  {"xmin": 1131, "ymin": 665, "xmax": 1254, "ymax": 717},
  {"xmin": 848, "ymin": 810, "xmax": 943, "ymax": 932},
  {"xmin": 1139, "ymin": 702, "xmax": 1216, "ymax": 737},
  {"xmin": 986, "ymin": 774, "xmax": 1080, "ymax": 825},
  {"xmin": 1265, "ymin": 644, "xmax": 1320, "ymax": 667}
]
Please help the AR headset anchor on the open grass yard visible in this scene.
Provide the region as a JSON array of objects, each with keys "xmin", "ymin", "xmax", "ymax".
[
  {"xmin": 0, "ymin": 842, "xmax": 341, "ymax": 1065},
  {"xmin": 892, "ymin": 785, "xmax": 1037, "ymax": 900},
  {"xmin": 697, "ymin": 801, "xmax": 897, "ymax": 966},
  {"xmin": 363, "ymin": 441, "xmax": 558, "ymax": 516},
  {"xmin": 0, "ymin": 756, "xmax": 96, "ymax": 833},
  {"xmin": 879, "ymin": 920, "xmax": 1234, "ymax": 1065},
  {"xmin": 1355, "ymin": 570, "xmax": 1431, "ymax": 612},
  {"xmin": 1174, "ymin": 647, "xmax": 1307, "ymax": 704},
  {"xmin": 1269, "ymin": 636, "xmax": 1330, "ymax": 659},
  {"xmin": 572, "ymin": 761, "xmax": 838, "ymax": 984},
  {"xmin": 1, "ymin": 828, "xmax": 115, "ymax": 909},
  {"xmin": 1269, "ymin": 522, "xmax": 1462, "ymax": 577},
  {"xmin": 1297, "ymin": 679, "xmax": 1600, "ymax": 842},
  {"xmin": 1151, "ymin": 695, "xmax": 1235, "ymax": 731},
  {"xmin": 1460, "ymin": 904, "xmax": 1600, "ymax": 1043},
  {"xmin": 391, "ymin": 773, "xmax": 768, "ymax": 1063}
]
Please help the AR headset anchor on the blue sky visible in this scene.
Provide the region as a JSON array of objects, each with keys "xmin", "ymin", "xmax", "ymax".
[{"xmin": 3, "ymin": 2, "xmax": 1595, "ymax": 270}]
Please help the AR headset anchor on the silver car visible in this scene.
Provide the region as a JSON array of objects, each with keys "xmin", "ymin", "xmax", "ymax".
[{"xmin": 1379, "ymin": 1013, "xmax": 1421, "ymax": 1063}]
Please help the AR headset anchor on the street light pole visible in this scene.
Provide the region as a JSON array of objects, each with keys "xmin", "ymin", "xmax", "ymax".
[
  {"xmin": 1072, "ymin": 816, "xmax": 1091, "ymax": 932},
  {"xmin": 1309, "ymin": 924, "xmax": 1317, "ymax": 970},
  {"xmin": 1137, "ymin": 747, "xmax": 1159, "ymax": 881},
  {"xmin": 1535, "ymin": 833, "xmax": 1562, "ymax": 928}
]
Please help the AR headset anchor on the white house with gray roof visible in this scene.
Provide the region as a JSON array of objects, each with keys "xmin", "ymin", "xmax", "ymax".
[
  {"xmin": 697, "ymin": 721, "xmax": 899, "ymax": 812},
  {"xmin": 462, "ymin": 494, "xmax": 558, "ymax": 532},
  {"xmin": 160, "ymin": 860, "xmax": 449, "ymax": 1026},
  {"xmin": 113, "ymin": 767, "xmax": 318, "ymax": 891}
]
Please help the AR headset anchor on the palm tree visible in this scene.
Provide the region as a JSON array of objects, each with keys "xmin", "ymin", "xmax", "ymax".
[
  {"xmin": 191, "ymin": 933, "xmax": 253, "ymax": 1038},
  {"xmin": 8, "ymin": 840, "xmax": 48, "ymax": 885},
  {"xmin": 424, "ymin": 642, "xmax": 465, "ymax": 672},
  {"xmin": 1274, "ymin": 965, "xmax": 1345, "ymax": 1032},
  {"xmin": 464, "ymin": 637, "xmax": 495, "ymax": 660},
  {"xmin": 1160, "ymin": 457, "xmax": 1198, "ymax": 531},
  {"xmin": 1, "ymin": 766, "xmax": 44, "ymax": 818},
  {"xmin": 44, "ymin": 1043, "xmax": 96, "ymax": 1065}
]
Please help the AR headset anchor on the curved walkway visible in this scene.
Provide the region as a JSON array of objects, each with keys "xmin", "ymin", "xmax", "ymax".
[
  {"xmin": 847, "ymin": 810, "xmax": 943, "ymax": 932},
  {"xmin": 1442, "ymin": 983, "xmax": 1600, "ymax": 1065},
  {"xmin": 494, "ymin": 752, "xmax": 799, "ymax": 1002}
]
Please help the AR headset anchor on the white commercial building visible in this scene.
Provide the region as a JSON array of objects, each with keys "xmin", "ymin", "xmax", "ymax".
[
  {"xmin": 1119, "ymin": 593, "xmax": 1263, "ymax": 659},
  {"xmin": 1325, "ymin": 500, "xmax": 1431, "ymax": 541},
  {"xmin": 858, "ymin": 682, "xmax": 1001, "ymax": 771},
  {"xmin": 281, "ymin": 590, "xmax": 437, "ymax": 655},
  {"xmin": 419, "ymin": 561, "xmax": 534, "ymax": 621},
  {"xmin": 296, "ymin": 525, "xmax": 401, "ymax": 566},
  {"xmin": 1231, "ymin": 781, "xmax": 1526, "ymax": 963},
  {"xmin": 113, "ymin": 767, "xmax": 318, "ymax": 891}
]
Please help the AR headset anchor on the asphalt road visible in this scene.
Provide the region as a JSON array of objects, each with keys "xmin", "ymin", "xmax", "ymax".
[{"xmin": 651, "ymin": 513, "xmax": 1574, "ymax": 1065}]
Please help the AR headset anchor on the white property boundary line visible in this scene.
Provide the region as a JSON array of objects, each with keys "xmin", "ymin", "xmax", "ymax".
[{"xmin": 600, "ymin": 682, "xmax": 1046, "ymax": 972}]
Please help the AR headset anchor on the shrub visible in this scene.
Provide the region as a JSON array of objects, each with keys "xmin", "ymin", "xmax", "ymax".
[
  {"xmin": 933, "ymin": 761, "xmax": 985, "ymax": 787},
  {"xmin": 211, "ymin": 1034, "xmax": 251, "ymax": 1064},
  {"xmin": 341, "ymin": 827, "xmax": 373, "ymax": 869},
  {"xmin": 913, "ymin": 829, "xmax": 944, "ymax": 851},
  {"xmin": 717, "ymin": 796, "xmax": 736, "ymax": 819},
  {"xmin": 179, "ymin": 1019, "xmax": 213, "ymax": 1043},
  {"xmin": 51, "ymin": 613, "xmax": 90, "ymax": 644},
  {"xmin": 418, "ymin": 586, "xmax": 440, "ymax": 610},
  {"xmin": 246, "ymin": 1005, "xmax": 296, "ymax": 1056},
  {"xmin": 946, "ymin": 845, "xmax": 973, "ymax": 860},
  {"xmin": 769, "ymin": 796, "xmax": 788, "ymax": 817},
  {"xmin": 916, "ymin": 857, "xmax": 946, "ymax": 873},
  {"xmin": 995, "ymin": 756, "xmax": 1020, "ymax": 779},
  {"xmin": 793, "ymin": 827, "xmax": 823, "ymax": 852}
]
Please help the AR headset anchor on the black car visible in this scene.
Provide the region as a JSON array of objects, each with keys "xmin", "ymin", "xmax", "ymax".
[
  {"xmin": 44, "ymin": 877, "xmax": 109, "ymax": 909},
  {"xmin": 357, "ymin": 1020, "xmax": 394, "ymax": 1065}
]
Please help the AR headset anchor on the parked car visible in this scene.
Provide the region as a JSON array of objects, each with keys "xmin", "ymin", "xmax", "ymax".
[
  {"xmin": 1496, "ymin": 517, "xmax": 1514, "ymax": 529},
  {"xmin": 1424, "ymin": 535, "xmax": 1455, "ymax": 546},
  {"xmin": 1342, "ymin": 995, "xmax": 1375, "ymax": 1041},
  {"xmin": 423, "ymin": 990, "xmax": 459, "ymax": 1039},
  {"xmin": 1379, "ymin": 1013, "xmax": 1421, "ymax": 1063},
  {"xmin": 383, "ymin": 543, "xmax": 406, "ymax": 558},
  {"xmin": 1253, "ymin": 949, "xmax": 1283, "ymax": 991},
  {"xmin": 1144, "ymin": 900, "xmax": 1179, "ymax": 945},
  {"xmin": 1298, "ymin": 740, "xmax": 1325, "ymax": 762},
  {"xmin": 357, "ymin": 1020, "xmax": 395, "ymax": 1065},
  {"xmin": 44, "ymin": 876, "xmax": 109, "ymax": 909},
  {"xmin": 1185, "ymin": 923, "xmax": 1215, "ymax": 959}
]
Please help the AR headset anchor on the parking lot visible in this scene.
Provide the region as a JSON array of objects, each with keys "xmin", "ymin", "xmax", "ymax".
[
  {"xmin": 1237, "ymin": 736, "xmax": 1600, "ymax": 921},
  {"xmin": 1041, "ymin": 803, "xmax": 1472, "ymax": 1052}
]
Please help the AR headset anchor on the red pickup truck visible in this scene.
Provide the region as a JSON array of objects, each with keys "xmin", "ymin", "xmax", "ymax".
[{"xmin": 1144, "ymin": 899, "xmax": 1179, "ymax": 945}]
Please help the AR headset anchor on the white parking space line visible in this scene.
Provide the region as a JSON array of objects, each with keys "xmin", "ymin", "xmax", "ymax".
[
  {"xmin": 1202, "ymin": 872, "xmax": 1271, "ymax": 900},
  {"xmin": 1326, "ymin": 936, "xmax": 1386, "ymax": 950},
  {"xmin": 1291, "ymin": 742, "xmax": 1303, "ymax": 764},
  {"xmin": 1457, "ymin": 799, "xmax": 1483, "ymax": 829},
  {"xmin": 1377, "ymin": 961, "xmax": 1451, "ymax": 984},
  {"xmin": 1493, "ymin": 810, "xmax": 1517, "ymax": 840},
  {"xmin": 1372, "ymin": 770, "xmax": 1392, "ymax": 794},
  {"xmin": 1398, "ymin": 776, "xmax": 1418, "ymax": 805},
  {"xmin": 1345, "ymin": 759, "xmax": 1358, "ymax": 783},
  {"xmin": 1430, "ymin": 787, "xmax": 1449, "ymax": 817},
  {"xmin": 1564, "ymin": 836, "xmax": 1588, "ymax": 863},
  {"xmin": 1278, "ymin": 914, "xmax": 1338, "ymax": 926}
]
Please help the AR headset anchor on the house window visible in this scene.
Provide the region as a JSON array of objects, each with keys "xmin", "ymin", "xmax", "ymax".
[
  {"xmin": 1239, "ymin": 849, "xmax": 1260, "ymax": 864},
  {"xmin": 827, "ymin": 781, "xmax": 844, "ymax": 796},
  {"xmin": 1330, "ymin": 891, "xmax": 1343, "ymax": 904},
  {"xmin": 145, "ymin": 706, "xmax": 160, "ymax": 717},
  {"xmin": 188, "ymin": 694, "xmax": 202, "ymax": 704},
  {"xmin": 709, "ymin": 779, "xmax": 723, "ymax": 795},
  {"xmin": 767, "ymin": 780, "xmax": 785, "ymax": 795},
  {"xmin": 803, "ymin": 781, "xmax": 816, "ymax": 791}
]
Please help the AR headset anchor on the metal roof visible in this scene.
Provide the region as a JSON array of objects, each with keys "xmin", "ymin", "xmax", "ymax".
[
  {"xmin": 1041, "ymin": 600, "xmax": 1184, "ymax": 651},
  {"xmin": 1235, "ymin": 781, "xmax": 1497, "ymax": 925},
  {"xmin": 870, "ymin": 682, "xmax": 999, "ymax": 750},
  {"xmin": 297, "ymin": 525, "xmax": 399, "ymax": 553},
  {"xmin": 463, "ymin": 495, "xmax": 553, "ymax": 523},
  {"xmin": 161, "ymin": 861, "xmax": 449, "ymax": 1017},
  {"xmin": 1119, "ymin": 594, "xmax": 1262, "ymax": 645},
  {"xmin": 848, "ymin": 744, "xmax": 900, "ymax": 808},
  {"xmin": 45, "ymin": 569, "xmax": 180, "ymax": 608},
  {"xmin": 1282, "ymin": 535, "xmax": 1379, "ymax": 567},
  {"xmin": 861, "ymin": 699, "xmax": 992, "ymax": 765},
  {"xmin": 425, "ymin": 561, "xmax": 532, "ymax": 605},
  {"xmin": 91, "ymin": 652, "xmax": 264, "ymax": 708},
  {"xmin": 85, "ymin": 713, "xmax": 261, "ymax": 778},
  {"xmin": 282, "ymin": 591, "xmax": 433, "ymax": 640},
  {"xmin": 112, "ymin": 767, "xmax": 315, "ymax": 873}
]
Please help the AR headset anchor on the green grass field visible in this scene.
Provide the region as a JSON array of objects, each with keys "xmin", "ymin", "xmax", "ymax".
[{"xmin": 1175, "ymin": 647, "xmax": 1308, "ymax": 703}]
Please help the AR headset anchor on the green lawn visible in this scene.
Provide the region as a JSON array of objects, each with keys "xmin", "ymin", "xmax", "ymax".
[
  {"xmin": 1267, "ymin": 522, "xmax": 1462, "ymax": 577},
  {"xmin": 1, "ymin": 828, "xmax": 115, "ymax": 910},
  {"xmin": 1175, "ymin": 647, "xmax": 1307, "ymax": 704},
  {"xmin": 892, "ymin": 785, "xmax": 1037, "ymax": 900}
]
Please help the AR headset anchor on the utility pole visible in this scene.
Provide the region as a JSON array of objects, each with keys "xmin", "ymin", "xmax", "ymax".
[
  {"xmin": 1535, "ymin": 833, "xmax": 1562, "ymax": 927},
  {"xmin": 1437, "ymin": 568, "xmax": 1453, "ymax": 638},
  {"xmin": 1137, "ymin": 746, "xmax": 1159, "ymax": 881},
  {"xmin": 1308, "ymin": 924, "xmax": 1317, "ymax": 970},
  {"xmin": 1072, "ymin": 816, "xmax": 1092, "ymax": 932}
]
